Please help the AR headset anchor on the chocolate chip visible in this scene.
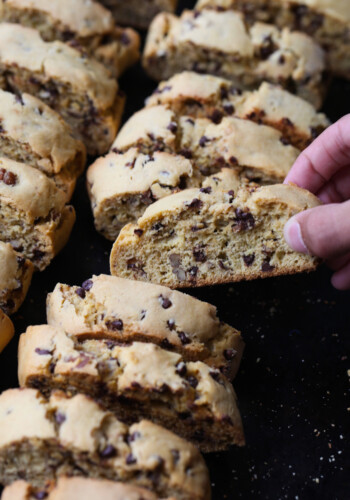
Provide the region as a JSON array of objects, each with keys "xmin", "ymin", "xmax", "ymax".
[
  {"xmin": 233, "ymin": 209, "xmax": 255, "ymax": 232},
  {"xmin": 210, "ymin": 371, "xmax": 223, "ymax": 384},
  {"xmin": 219, "ymin": 260, "xmax": 229, "ymax": 270},
  {"xmin": 278, "ymin": 54, "xmax": 285, "ymax": 65},
  {"xmin": 75, "ymin": 287, "xmax": 86, "ymax": 299},
  {"xmin": 125, "ymin": 158, "xmax": 136, "ymax": 168},
  {"xmin": 178, "ymin": 331, "xmax": 191, "ymax": 345},
  {"xmin": 229, "ymin": 86, "xmax": 242, "ymax": 96},
  {"xmin": 167, "ymin": 121, "xmax": 178, "ymax": 133},
  {"xmin": 189, "ymin": 266, "xmax": 198, "ymax": 278},
  {"xmin": 229, "ymin": 156, "xmax": 238, "ymax": 165},
  {"xmin": 128, "ymin": 431, "xmax": 141, "ymax": 443},
  {"xmin": 171, "ymin": 449, "xmax": 180, "ymax": 464},
  {"xmin": 49, "ymin": 362, "xmax": 56, "ymax": 374},
  {"xmin": 159, "ymin": 295, "xmax": 172, "ymax": 309},
  {"xmin": 134, "ymin": 228, "xmax": 143, "ymax": 237},
  {"xmin": 187, "ymin": 376, "xmax": 198, "ymax": 388},
  {"xmin": 261, "ymin": 261, "xmax": 275, "ymax": 272},
  {"xmin": 35, "ymin": 348, "xmax": 52, "ymax": 356},
  {"xmin": 228, "ymin": 190, "xmax": 235, "ymax": 202},
  {"xmin": 76, "ymin": 355, "xmax": 91, "ymax": 369},
  {"xmin": 193, "ymin": 246, "xmax": 207, "ymax": 262},
  {"xmin": 199, "ymin": 135, "xmax": 210, "ymax": 147},
  {"xmin": 160, "ymin": 338, "xmax": 172, "ymax": 349},
  {"xmin": 82, "ymin": 279, "xmax": 93, "ymax": 291},
  {"xmin": 55, "ymin": 412, "xmax": 66, "ymax": 425},
  {"xmin": 167, "ymin": 319, "xmax": 175, "ymax": 331},
  {"xmin": 179, "ymin": 148, "xmax": 192, "ymax": 159},
  {"xmin": 15, "ymin": 94, "xmax": 24, "ymax": 106},
  {"xmin": 140, "ymin": 309, "xmax": 146, "ymax": 320},
  {"xmin": 16, "ymin": 256, "xmax": 26, "ymax": 268},
  {"xmin": 223, "ymin": 103, "xmax": 234, "ymax": 115},
  {"xmin": 282, "ymin": 117, "xmax": 294, "ymax": 127},
  {"xmin": 100, "ymin": 444, "xmax": 117, "ymax": 458},
  {"xmin": 243, "ymin": 254, "xmax": 255, "ymax": 267},
  {"xmin": 120, "ymin": 32, "xmax": 130, "ymax": 45},
  {"xmin": 126, "ymin": 453, "xmax": 137, "ymax": 465},
  {"xmin": 224, "ymin": 348, "xmax": 237, "ymax": 360},
  {"xmin": 34, "ymin": 492, "xmax": 48, "ymax": 499},
  {"xmin": 280, "ymin": 137, "xmax": 290, "ymax": 145},
  {"xmin": 151, "ymin": 222, "xmax": 164, "ymax": 231},
  {"xmin": 259, "ymin": 35, "xmax": 277, "ymax": 60},
  {"xmin": 33, "ymin": 249, "xmax": 46, "ymax": 261},
  {"xmin": 106, "ymin": 319, "xmax": 124, "ymax": 331},
  {"xmin": 0, "ymin": 170, "xmax": 18, "ymax": 186},
  {"xmin": 209, "ymin": 109, "xmax": 223, "ymax": 124},
  {"xmin": 185, "ymin": 118, "xmax": 195, "ymax": 125},
  {"xmin": 200, "ymin": 186, "xmax": 212, "ymax": 194},
  {"xmin": 176, "ymin": 362, "xmax": 187, "ymax": 377},
  {"xmin": 187, "ymin": 198, "xmax": 203, "ymax": 210},
  {"xmin": 141, "ymin": 189, "xmax": 155, "ymax": 205}
]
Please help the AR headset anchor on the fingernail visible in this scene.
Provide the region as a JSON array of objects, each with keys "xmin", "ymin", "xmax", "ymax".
[{"xmin": 284, "ymin": 218, "xmax": 309, "ymax": 254}]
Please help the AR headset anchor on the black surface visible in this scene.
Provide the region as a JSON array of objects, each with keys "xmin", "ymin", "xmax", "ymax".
[{"xmin": 1, "ymin": 2, "xmax": 350, "ymax": 498}]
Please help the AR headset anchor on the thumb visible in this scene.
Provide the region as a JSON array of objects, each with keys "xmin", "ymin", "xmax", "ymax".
[{"xmin": 284, "ymin": 200, "xmax": 350, "ymax": 260}]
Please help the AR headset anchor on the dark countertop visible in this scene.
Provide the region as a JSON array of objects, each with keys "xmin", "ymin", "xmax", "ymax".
[{"xmin": 0, "ymin": 2, "xmax": 349, "ymax": 498}]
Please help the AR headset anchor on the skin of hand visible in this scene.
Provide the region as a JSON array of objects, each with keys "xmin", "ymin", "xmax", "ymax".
[{"xmin": 283, "ymin": 114, "xmax": 350, "ymax": 290}]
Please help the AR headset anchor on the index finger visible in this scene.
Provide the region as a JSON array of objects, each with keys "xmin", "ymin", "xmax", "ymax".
[{"xmin": 284, "ymin": 114, "xmax": 350, "ymax": 193}]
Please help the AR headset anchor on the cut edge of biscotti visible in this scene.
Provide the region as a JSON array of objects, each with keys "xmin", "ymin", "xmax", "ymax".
[
  {"xmin": 18, "ymin": 324, "xmax": 245, "ymax": 452},
  {"xmin": 110, "ymin": 183, "xmax": 321, "ymax": 288},
  {"xmin": 0, "ymin": 388, "xmax": 211, "ymax": 500},
  {"xmin": 0, "ymin": 309, "xmax": 14, "ymax": 353},
  {"xmin": 46, "ymin": 273, "xmax": 244, "ymax": 379}
]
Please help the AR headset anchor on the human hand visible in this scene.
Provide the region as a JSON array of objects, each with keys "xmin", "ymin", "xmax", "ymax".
[{"xmin": 283, "ymin": 114, "xmax": 350, "ymax": 290}]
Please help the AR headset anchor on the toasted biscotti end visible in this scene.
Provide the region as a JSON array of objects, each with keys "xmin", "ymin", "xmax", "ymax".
[
  {"xmin": 1, "ymin": 478, "xmax": 177, "ymax": 500},
  {"xmin": 0, "ymin": 89, "xmax": 86, "ymax": 201},
  {"xmin": 87, "ymin": 149, "xmax": 193, "ymax": 241},
  {"xmin": 46, "ymin": 274, "xmax": 244, "ymax": 378},
  {"xmin": 100, "ymin": 0, "xmax": 178, "ymax": 30},
  {"xmin": 0, "ymin": 389, "xmax": 211, "ymax": 500},
  {"xmin": 110, "ymin": 184, "xmax": 321, "ymax": 288},
  {"xmin": 0, "ymin": 242, "xmax": 33, "ymax": 315},
  {"xmin": 0, "ymin": 309, "xmax": 14, "ymax": 353},
  {"xmin": 143, "ymin": 9, "xmax": 326, "ymax": 108},
  {"xmin": 146, "ymin": 73, "xmax": 330, "ymax": 149},
  {"xmin": 0, "ymin": 23, "xmax": 123, "ymax": 155},
  {"xmin": 19, "ymin": 325, "xmax": 245, "ymax": 451},
  {"xmin": 0, "ymin": 157, "xmax": 75, "ymax": 270}
]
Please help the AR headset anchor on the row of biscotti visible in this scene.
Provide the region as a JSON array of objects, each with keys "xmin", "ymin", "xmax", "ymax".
[
  {"xmin": 86, "ymin": 71, "xmax": 329, "ymax": 241},
  {"xmin": 195, "ymin": 0, "xmax": 350, "ymax": 79}
]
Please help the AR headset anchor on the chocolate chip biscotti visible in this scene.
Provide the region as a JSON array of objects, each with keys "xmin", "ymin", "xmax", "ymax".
[
  {"xmin": 0, "ymin": 389, "xmax": 211, "ymax": 500},
  {"xmin": 0, "ymin": 0, "xmax": 140, "ymax": 78},
  {"xmin": 196, "ymin": 0, "xmax": 350, "ymax": 79},
  {"xmin": 19, "ymin": 325, "xmax": 245, "ymax": 452},
  {"xmin": 47, "ymin": 274, "xmax": 244, "ymax": 379},
  {"xmin": 0, "ymin": 310, "xmax": 14, "ymax": 354},
  {"xmin": 0, "ymin": 157, "xmax": 75, "ymax": 271},
  {"xmin": 2, "ymin": 478, "xmax": 176, "ymax": 500},
  {"xmin": 112, "ymin": 105, "xmax": 300, "ymax": 183},
  {"xmin": 0, "ymin": 23, "xmax": 124, "ymax": 156},
  {"xmin": 147, "ymin": 72, "xmax": 330, "ymax": 150},
  {"xmin": 110, "ymin": 184, "xmax": 321, "ymax": 288},
  {"xmin": 0, "ymin": 242, "xmax": 33, "ymax": 315},
  {"xmin": 0, "ymin": 89, "xmax": 86, "ymax": 202},
  {"xmin": 143, "ymin": 9, "xmax": 326, "ymax": 108},
  {"xmin": 100, "ymin": 0, "xmax": 178, "ymax": 30}
]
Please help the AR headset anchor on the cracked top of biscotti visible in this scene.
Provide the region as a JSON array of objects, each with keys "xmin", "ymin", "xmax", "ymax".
[
  {"xmin": 0, "ymin": 0, "xmax": 115, "ymax": 37},
  {"xmin": 88, "ymin": 149, "xmax": 192, "ymax": 203},
  {"xmin": 0, "ymin": 241, "xmax": 32, "ymax": 292},
  {"xmin": 46, "ymin": 274, "xmax": 242, "ymax": 368},
  {"xmin": 196, "ymin": 0, "xmax": 350, "ymax": 24},
  {"xmin": 2, "ymin": 478, "xmax": 175, "ymax": 500},
  {"xmin": 0, "ymin": 157, "xmax": 67, "ymax": 220},
  {"xmin": 145, "ymin": 9, "xmax": 325, "ymax": 79},
  {"xmin": 0, "ymin": 309, "xmax": 14, "ymax": 352},
  {"xmin": 0, "ymin": 23, "xmax": 118, "ymax": 109},
  {"xmin": 0, "ymin": 89, "xmax": 86, "ymax": 175},
  {"xmin": 146, "ymin": 72, "xmax": 329, "ymax": 144},
  {"xmin": 19, "ymin": 325, "xmax": 243, "ymax": 428},
  {"xmin": 0, "ymin": 389, "xmax": 210, "ymax": 499}
]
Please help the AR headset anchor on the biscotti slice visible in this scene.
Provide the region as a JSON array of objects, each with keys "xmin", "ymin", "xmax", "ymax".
[
  {"xmin": 143, "ymin": 9, "xmax": 326, "ymax": 108},
  {"xmin": 19, "ymin": 325, "xmax": 245, "ymax": 452},
  {"xmin": 0, "ymin": 89, "xmax": 86, "ymax": 202},
  {"xmin": 146, "ymin": 73, "xmax": 330, "ymax": 150},
  {"xmin": 195, "ymin": 0, "xmax": 350, "ymax": 79},
  {"xmin": 0, "ymin": 242, "xmax": 33, "ymax": 315},
  {"xmin": 100, "ymin": 0, "xmax": 178, "ymax": 30},
  {"xmin": 110, "ymin": 184, "xmax": 321, "ymax": 288},
  {"xmin": 0, "ymin": 23, "xmax": 124, "ymax": 156},
  {"xmin": 0, "ymin": 157, "xmax": 75, "ymax": 271},
  {"xmin": 0, "ymin": 389, "xmax": 211, "ymax": 500},
  {"xmin": 46, "ymin": 274, "xmax": 244, "ymax": 378},
  {"xmin": 2, "ymin": 478, "xmax": 176, "ymax": 500},
  {"xmin": 0, "ymin": 310, "xmax": 14, "ymax": 353},
  {"xmin": 87, "ymin": 149, "xmax": 194, "ymax": 241},
  {"xmin": 112, "ymin": 105, "xmax": 300, "ymax": 183},
  {"xmin": 0, "ymin": 0, "xmax": 140, "ymax": 78}
]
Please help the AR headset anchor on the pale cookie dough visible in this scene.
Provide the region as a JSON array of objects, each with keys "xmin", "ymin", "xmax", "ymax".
[
  {"xmin": 46, "ymin": 274, "xmax": 244, "ymax": 379},
  {"xmin": 0, "ymin": 310, "xmax": 14, "ymax": 353},
  {"xmin": 0, "ymin": 23, "xmax": 124, "ymax": 156},
  {"xmin": 195, "ymin": 0, "xmax": 350, "ymax": 79},
  {"xmin": 0, "ymin": 157, "xmax": 75, "ymax": 271},
  {"xmin": 110, "ymin": 184, "xmax": 321, "ymax": 288},
  {"xmin": 143, "ymin": 9, "xmax": 326, "ymax": 108},
  {"xmin": 147, "ymin": 73, "xmax": 330, "ymax": 150},
  {"xmin": 0, "ymin": 89, "xmax": 86, "ymax": 202},
  {"xmin": 0, "ymin": 242, "xmax": 33, "ymax": 315},
  {"xmin": 19, "ymin": 325, "xmax": 245, "ymax": 452},
  {"xmin": 0, "ymin": 0, "xmax": 141, "ymax": 78},
  {"xmin": 1, "ymin": 478, "xmax": 176, "ymax": 500},
  {"xmin": 0, "ymin": 389, "xmax": 211, "ymax": 500}
]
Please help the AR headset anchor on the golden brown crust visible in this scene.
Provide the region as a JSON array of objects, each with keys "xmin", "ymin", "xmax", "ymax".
[{"xmin": 0, "ymin": 310, "xmax": 14, "ymax": 353}]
